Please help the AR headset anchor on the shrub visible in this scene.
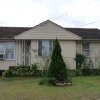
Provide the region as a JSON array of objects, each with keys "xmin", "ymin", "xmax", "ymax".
[
  {"xmin": 30, "ymin": 64, "xmax": 39, "ymax": 76},
  {"xmin": 82, "ymin": 67, "xmax": 93, "ymax": 76},
  {"xmin": 16, "ymin": 65, "xmax": 30, "ymax": 77},
  {"xmin": 67, "ymin": 70, "xmax": 75, "ymax": 77},
  {"xmin": 2, "ymin": 69, "xmax": 14, "ymax": 77},
  {"xmin": 75, "ymin": 68, "xmax": 82, "ymax": 76},
  {"xmin": 3, "ymin": 64, "xmax": 43, "ymax": 77},
  {"xmin": 39, "ymin": 77, "xmax": 56, "ymax": 86},
  {"xmin": 82, "ymin": 59, "xmax": 93, "ymax": 76},
  {"xmin": 75, "ymin": 54, "xmax": 86, "ymax": 68},
  {"xmin": 48, "ymin": 39, "xmax": 68, "ymax": 82}
]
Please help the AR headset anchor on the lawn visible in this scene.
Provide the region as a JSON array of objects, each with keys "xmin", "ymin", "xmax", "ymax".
[{"xmin": 0, "ymin": 76, "xmax": 100, "ymax": 100}]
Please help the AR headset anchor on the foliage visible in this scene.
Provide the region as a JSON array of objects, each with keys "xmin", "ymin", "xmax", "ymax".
[
  {"xmin": 67, "ymin": 70, "xmax": 76, "ymax": 77},
  {"xmin": 2, "ymin": 64, "xmax": 43, "ymax": 77},
  {"xmin": 82, "ymin": 68, "xmax": 93, "ymax": 76},
  {"xmin": 91, "ymin": 69, "xmax": 100, "ymax": 75},
  {"xmin": 2, "ymin": 69, "xmax": 14, "ymax": 77},
  {"xmin": 39, "ymin": 77, "xmax": 56, "ymax": 86},
  {"xmin": 68, "ymin": 69, "xmax": 100, "ymax": 76},
  {"xmin": 16, "ymin": 65, "xmax": 30, "ymax": 77},
  {"xmin": 48, "ymin": 39, "xmax": 68, "ymax": 82},
  {"xmin": 75, "ymin": 68, "xmax": 82, "ymax": 76},
  {"xmin": 82, "ymin": 59, "xmax": 93, "ymax": 76},
  {"xmin": 30, "ymin": 64, "xmax": 39, "ymax": 76},
  {"xmin": 75, "ymin": 54, "xmax": 86, "ymax": 68}
]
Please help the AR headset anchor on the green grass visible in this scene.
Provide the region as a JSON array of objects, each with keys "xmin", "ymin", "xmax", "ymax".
[{"xmin": 0, "ymin": 76, "xmax": 100, "ymax": 100}]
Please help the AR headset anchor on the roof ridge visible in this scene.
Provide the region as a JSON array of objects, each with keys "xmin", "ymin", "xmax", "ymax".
[
  {"xmin": 0, "ymin": 26, "xmax": 31, "ymax": 28},
  {"xmin": 66, "ymin": 27, "xmax": 99, "ymax": 30}
]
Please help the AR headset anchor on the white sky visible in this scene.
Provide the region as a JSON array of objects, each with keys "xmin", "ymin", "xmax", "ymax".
[{"xmin": 0, "ymin": 0, "xmax": 100, "ymax": 29}]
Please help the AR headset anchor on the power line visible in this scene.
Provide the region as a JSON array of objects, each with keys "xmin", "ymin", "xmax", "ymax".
[
  {"xmin": 78, "ymin": 20, "xmax": 100, "ymax": 27},
  {"xmin": 52, "ymin": 13, "xmax": 67, "ymax": 21}
]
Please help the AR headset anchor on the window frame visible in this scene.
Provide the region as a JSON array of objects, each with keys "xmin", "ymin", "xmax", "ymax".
[
  {"xmin": 38, "ymin": 40, "xmax": 53, "ymax": 57},
  {"xmin": 82, "ymin": 42, "xmax": 90, "ymax": 57},
  {"xmin": 0, "ymin": 42, "xmax": 16, "ymax": 60}
]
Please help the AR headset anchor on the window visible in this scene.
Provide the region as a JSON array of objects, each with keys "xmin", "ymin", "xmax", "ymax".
[
  {"xmin": 0, "ymin": 42, "xmax": 15, "ymax": 60},
  {"xmin": 38, "ymin": 40, "xmax": 53, "ymax": 56},
  {"xmin": 38, "ymin": 40, "xmax": 42, "ymax": 56},
  {"xmin": 82, "ymin": 43, "xmax": 90, "ymax": 57},
  {"xmin": 5, "ymin": 43, "xmax": 15, "ymax": 60},
  {"xmin": 0, "ymin": 43, "xmax": 5, "ymax": 54},
  {"xmin": 0, "ymin": 44, "xmax": 5, "ymax": 59}
]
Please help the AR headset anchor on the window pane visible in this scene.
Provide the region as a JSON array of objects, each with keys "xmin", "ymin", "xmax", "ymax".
[
  {"xmin": 42, "ymin": 40, "xmax": 50, "ymax": 56},
  {"xmin": 38, "ymin": 40, "xmax": 42, "ymax": 56},
  {"xmin": 38, "ymin": 40, "xmax": 53, "ymax": 57},
  {"xmin": 0, "ymin": 54, "xmax": 4, "ymax": 59},
  {"xmin": 6, "ymin": 42, "xmax": 15, "ymax": 60},
  {"xmin": 83, "ymin": 50, "xmax": 90, "ymax": 57},
  {"xmin": 82, "ymin": 43, "xmax": 89, "ymax": 49},
  {"xmin": 49, "ymin": 40, "xmax": 53, "ymax": 55},
  {"xmin": 82, "ymin": 43, "xmax": 90, "ymax": 57},
  {"xmin": 6, "ymin": 49, "xmax": 14, "ymax": 59},
  {"xmin": 0, "ymin": 43, "xmax": 5, "ymax": 53}
]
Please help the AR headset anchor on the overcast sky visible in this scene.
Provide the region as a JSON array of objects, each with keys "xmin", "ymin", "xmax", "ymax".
[{"xmin": 0, "ymin": 0, "xmax": 100, "ymax": 29}]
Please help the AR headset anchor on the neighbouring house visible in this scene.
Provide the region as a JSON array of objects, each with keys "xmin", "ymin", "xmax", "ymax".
[{"xmin": 0, "ymin": 20, "xmax": 100, "ymax": 70}]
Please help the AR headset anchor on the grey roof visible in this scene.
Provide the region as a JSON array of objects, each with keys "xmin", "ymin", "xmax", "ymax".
[
  {"xmin": 0, "ymin": 24, "xmax": 100, "ymax": 40},
  {"xmin": 0, "ymin": 27, "xmax": 30, "ymax": 39},
  {"xmin": 66, "ymin": 28, "xmax": 100, "ymax": 39}
]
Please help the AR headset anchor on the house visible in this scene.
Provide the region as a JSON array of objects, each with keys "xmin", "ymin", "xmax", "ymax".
[{"xmin": 0, "ymin": 20, "xmax": 100, "ymax": 70}]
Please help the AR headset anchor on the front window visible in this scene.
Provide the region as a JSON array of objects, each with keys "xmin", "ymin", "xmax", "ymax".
[
  {"xmin": 38, "ymin": 40, "xmax": 53, "ymax": 57},
  {"xmin": 5, "ymin": 43, "xmax": 15, "ymax": 60},
  {"xmin": 0, "ymin": 42, "xmax": 15, "ymax": 60},
  {"xmin": 82, "ymin": 43, "xmax": 90, "ymax": 57},
  {"xmin": 0, "ymin": 43, "xmax": 5, "ymax": 54}
]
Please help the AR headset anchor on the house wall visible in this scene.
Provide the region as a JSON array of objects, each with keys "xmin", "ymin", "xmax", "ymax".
[
  {"xmin": 76, "ymin": 41, "xmax": 100, "ymax": 58},
  {"xmin": 0, "ymin": 41, "xmax": 16, "ymax": 70},
  {"xmin": 90, "ymin": 42, "xmax": 100, "ymax": 68},
  {"xmin": 0, "ymin": 60, "xmax": 16, "ymax": 70},
  {"xmin": 31, "ymin": 40, "xmax": 76, "ymax": 69},
  {"xmin": 90, "ymin": 42, "xmax": 100, "ymax": 58},
  {"xmin": 76, "ymin": 42, "xmax": 82, "ymax": 54},
  {"xmin": 60, "ymin": 40, "xmax": 76, "ymax": 69},
  {"xmin": 14, "ymin": 21, "xmax": 81, "ymax": 70},
  {"xmin": 76, "ymin": 41, "xmax": 100, "ymax": 68}
]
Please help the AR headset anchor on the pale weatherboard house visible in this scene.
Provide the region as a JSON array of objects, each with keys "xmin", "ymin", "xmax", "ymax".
[{"xmin": 0, "ymin": 20, "xmax": 100, "ymax": 71}]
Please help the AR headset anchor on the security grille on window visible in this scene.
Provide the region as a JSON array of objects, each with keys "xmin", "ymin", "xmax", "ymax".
[{"xmin": 82, "ymin": 43, "xmax": 90, "ymax": 57}]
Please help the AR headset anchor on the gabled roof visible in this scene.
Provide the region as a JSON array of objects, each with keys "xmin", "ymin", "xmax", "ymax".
[
  {"xmin": 0, "ymin": 27, "xmax": 30, "ymax": 39},
  {"xmin": 0, "ymin": 20, "xmax": 100, "ymax": 40},
  {"xmin": 14, "ymin": 20, "xmax": 81, "ymax": 40},
  {"xmin": 66, "ymin": 28, "xmax": 100, "ymax": 39}
]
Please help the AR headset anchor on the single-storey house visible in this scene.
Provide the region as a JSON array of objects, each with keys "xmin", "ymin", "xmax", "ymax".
[{"xmin": 0, "ymin": 20, "xmax": 100, "ymax": 70}]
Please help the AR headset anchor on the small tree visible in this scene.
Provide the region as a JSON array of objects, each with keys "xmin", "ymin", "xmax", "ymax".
[
  {"xmin": 75, "ymin": 54, "xmax": 86, "ymax": 69},
  {"xmin": 48, "ymin": 39, "xmax": 68, "ymax": 82}
]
